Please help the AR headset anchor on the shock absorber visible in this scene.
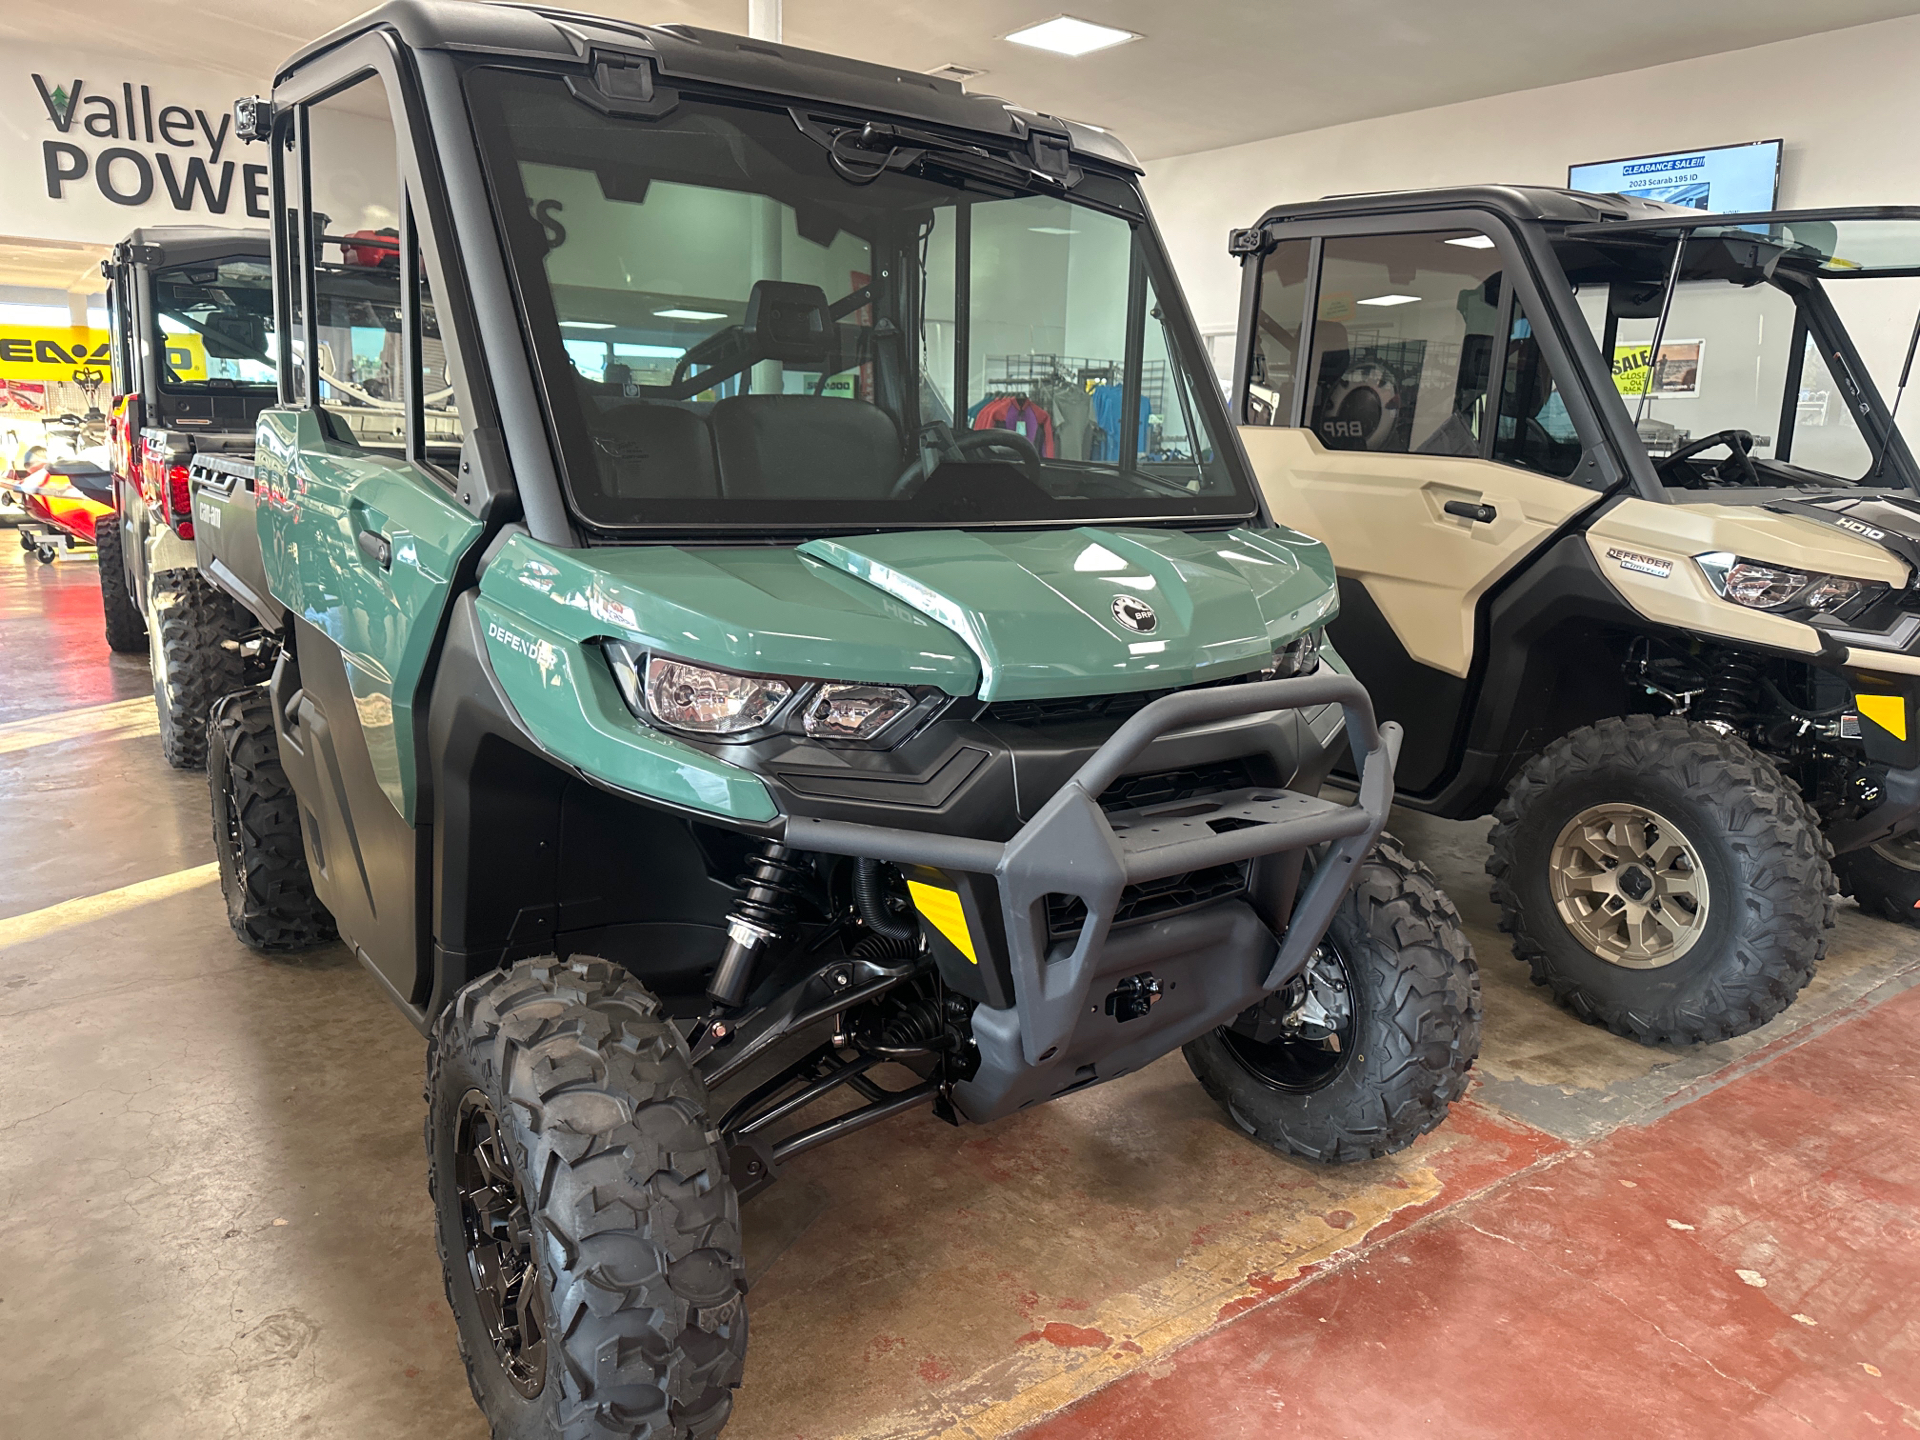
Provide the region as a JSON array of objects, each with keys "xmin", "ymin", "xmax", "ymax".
[
  {"xmin": 707, "ymin": 841, "xmax": 809, "ymax": 1007},
  {"xmin": 1696, "ymin": 651, "xmax": 1761, "ymax": 733}
]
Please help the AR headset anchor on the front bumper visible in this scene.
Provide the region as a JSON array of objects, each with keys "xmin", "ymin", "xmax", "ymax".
[{"xmin": 786, "ymin": 672, "xmax": 1400, "ymax": 1123}]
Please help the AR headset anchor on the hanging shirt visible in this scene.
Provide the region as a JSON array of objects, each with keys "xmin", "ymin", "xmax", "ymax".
[
  {"xmin": 973, "ymin": 394, "xmax": 1056, "ymax": 457},
  {"xmin": 1089, "ymin": 385, "xmax": 1149, "ymax": 462},
  {"xmin": 1036, "ymin": 377, "xmax": 1094, "ymax": 461}
]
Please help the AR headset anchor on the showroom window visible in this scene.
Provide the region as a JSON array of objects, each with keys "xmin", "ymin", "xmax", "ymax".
[
  {"xmin": 1245, "ymin": 238, "xmax": 1310, "ymax": 425},
  {"xmin": 1303, "ymin": 231, "xmax": 1504, "ymax": 455},
  {"xmin": 1491, "ymin": 298, "xmax": 1584, "ymax": 478}
]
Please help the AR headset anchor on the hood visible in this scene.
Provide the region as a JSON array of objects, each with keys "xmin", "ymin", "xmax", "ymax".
[
  {"xmin": 481, "ymin": 525, "xmax": 1335, "ymax": 701},
  {"xmin": 799, "ymin": 526, "xmax": 1335, "ymax": 700},
  {"xmin": 1766, "ymin": 491, "xmax": 1920, "ymax": 576}
]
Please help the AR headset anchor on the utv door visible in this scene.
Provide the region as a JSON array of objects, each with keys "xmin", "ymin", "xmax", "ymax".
[
  {"xmin": 259, "ymin": 56, "xmax": 482, "ymax": 1005},
  {"xmin": 1237, "ymin": 220, "xmax": 1613, "ymax": 793}
]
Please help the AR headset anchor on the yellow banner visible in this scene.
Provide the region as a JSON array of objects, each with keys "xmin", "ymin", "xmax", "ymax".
[
  {"xmin": 161, "ymin": 334, "xmax": 208, "ymax": 382},
  {"xmin": 0, "ymin": 326, "xmax": 113, "ymax": 382}
]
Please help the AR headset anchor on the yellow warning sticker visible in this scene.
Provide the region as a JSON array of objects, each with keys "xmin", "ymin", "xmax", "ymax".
[
  {"xmin": 1856, "ymin": 693, "xmax": 1908, "ymax": 742},
  {"xmin": 907, "ymin": 880, "xmax": 977, "ymax": 963}
]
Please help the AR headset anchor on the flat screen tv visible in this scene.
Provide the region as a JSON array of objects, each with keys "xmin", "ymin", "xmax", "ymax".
[{"xmin": 1569, "ymin": 140, "xmax": 1782, "ymax": 213}]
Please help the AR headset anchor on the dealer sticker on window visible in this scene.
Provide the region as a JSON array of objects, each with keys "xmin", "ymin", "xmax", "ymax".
[{"xmin": 1607, "ymin": 547, "xmax": 1673, "ymax": 579}]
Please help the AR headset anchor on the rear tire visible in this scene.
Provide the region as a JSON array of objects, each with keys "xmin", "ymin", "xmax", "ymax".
[
  {"xmin": 428, "ymin": 958, "xmax": 748, "ymax": 1440},
  {"xmin": 1834, "ymin": 836, "xmax": 1920, "ymax": 926},
  {"xmin": 1488, "ymin": 716, "xmax": 1833, "ymax": 1045},
  {"xmin": 150, "ymin": 566, "xmax": 248, "ymax": 769},
  {"xmin": 95, "ymin": 515, "xmax": 146, "ymax": 654},
  {"xmin": 208, "ymin": 688, "xmax": 335, "ymax": 951},
  {"xmin": 1184, "ymin": 838, "xmax": 1481, "ymax": 1163}
]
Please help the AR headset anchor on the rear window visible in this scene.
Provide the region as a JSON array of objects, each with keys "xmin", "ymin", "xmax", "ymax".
[{"xmin": 150, "ymin": 258, "xmax": 277, "ymax": 393}]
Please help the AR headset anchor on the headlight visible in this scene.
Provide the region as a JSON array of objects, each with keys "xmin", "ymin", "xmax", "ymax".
[
  {"xmin": 1695, "ymin": 552, "xmax": 1880, "ymax": 615},
  {"xmin": 605, "ymin": 643, "xmax": 920, "ymax": 743},
  {"xmin": 804, "ymin": 683, "xmax": 913, "ymax": 740},
  {"xmin": 606, "ymin": 643, "xmax": 793, "ymax": 735},
  {"xmin": 1262, "ymin": 627, "xmax": 1323, "ymax": 678}
]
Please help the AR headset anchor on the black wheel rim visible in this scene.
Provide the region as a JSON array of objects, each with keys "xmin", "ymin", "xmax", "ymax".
[
  {"xmin": 220, "ymin": 772, "xmax": 247, "ymax": 885},
  {"xmin": 454, "ymin": 1090, "xmax": 548, "ymax": 1398},
  {"xmin": 1219, "ymin": 940, "xmax": 1357, "ymax": 1093}
]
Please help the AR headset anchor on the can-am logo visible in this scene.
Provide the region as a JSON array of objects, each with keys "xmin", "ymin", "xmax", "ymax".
[
  {"xmin": 1833, "ymin": 516, "xmax": 1887, "ymax": 541},
  {"xmin": 33, "ymin": 74, "xmax": 266, "ymax": 217}
]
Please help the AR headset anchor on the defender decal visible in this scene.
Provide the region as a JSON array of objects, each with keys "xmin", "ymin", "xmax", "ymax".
[{"xmin": 1607, "ymin": 547, "xmax": 1673, "ymax": 579}]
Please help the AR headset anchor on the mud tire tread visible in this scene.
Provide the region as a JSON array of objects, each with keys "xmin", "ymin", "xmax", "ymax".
[
  {"xmin": 1184, "ymin": 838, "xmax": 1482, "ymax": 1164},
  {"xmin": 1487, "ymin": 715, "xmax": 1835, "ymax": 1046},
  {"xmin": 427, "ymin": 958, "xmax": 747, "ymax": 1440},
  {"xmin": 95, "ymin": 515, "xmax": 146, "ymax": 653},
  {"xmin": 208, "ymin": 687, "xmax": 336, "ymax": 951},
  {"xmin": 151, "ymin": 566, "xmax": 248, "ymax": 769}
]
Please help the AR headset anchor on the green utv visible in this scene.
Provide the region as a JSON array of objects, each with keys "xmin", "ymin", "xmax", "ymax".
[{"xmin": 193, "ymin": 4, "xmax": 1480, "ymax": 1433}]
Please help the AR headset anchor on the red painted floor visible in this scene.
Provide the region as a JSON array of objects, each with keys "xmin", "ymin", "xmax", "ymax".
[{"xmin": 1022, "ymin": 984, "xmax": 1920, "ymax": 1440}]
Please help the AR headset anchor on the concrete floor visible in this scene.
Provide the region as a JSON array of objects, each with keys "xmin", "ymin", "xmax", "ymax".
[{"xmin": 3, "ymin": 537, "xmax": 1917, "ymax": 1440}]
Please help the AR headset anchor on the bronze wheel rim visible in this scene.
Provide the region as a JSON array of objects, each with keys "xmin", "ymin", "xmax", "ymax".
[
  {"xmin": 1871, "ymin": 834, "xmax": 1920, "ymax": 872},
  {"xmin": 1548, "ymin": 802, "xmax": 1709, "ymax": 969},
  {"xmin": 454, "ymin": 1090, "xmax": 548, "ymax": 1398}
]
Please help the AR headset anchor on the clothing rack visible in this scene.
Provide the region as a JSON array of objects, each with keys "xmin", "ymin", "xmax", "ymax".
[{"xmin": 983, "ymin": 354, "xmax": 1167, "ymax": 416}]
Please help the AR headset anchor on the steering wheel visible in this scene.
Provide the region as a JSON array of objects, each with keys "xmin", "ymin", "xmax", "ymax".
[
  {"xmin": 1658, "ymin": 428, "xmax": 1762, "ymax": 486},
  {"xmin": 890, "ymin": 426, "xmax": 1045, "ymax": 499}
]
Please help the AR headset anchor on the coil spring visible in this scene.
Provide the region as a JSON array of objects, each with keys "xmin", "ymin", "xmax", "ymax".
[
  {"xmin": 1697, "ymin": 652, "xmax": 1761, "ymax": 729},
  {"xmin": 728, "ymin": 842, "xmax": 809, "ymax": 941}
]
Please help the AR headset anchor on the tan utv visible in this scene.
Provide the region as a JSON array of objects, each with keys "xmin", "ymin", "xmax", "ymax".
[{"xmin": 1230, "ymin": 189, "xmax": 1920, "ymax": 1044}]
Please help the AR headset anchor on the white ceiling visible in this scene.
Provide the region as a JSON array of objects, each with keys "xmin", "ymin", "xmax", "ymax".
[{"xmin": 6, "ymin": 0, "xmax": 1918, "ymax": 161}]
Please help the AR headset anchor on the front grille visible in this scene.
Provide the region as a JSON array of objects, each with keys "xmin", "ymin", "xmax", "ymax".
[
  {"xmin": 1045, "ymin": 861, "xmax": 1252, "ymax": 943},
  {"xmin": 983, "ymin": 670, "xmax": 1261, "ymax": 728},
  {"xmin": 1043, "ymin": 758, "xmax": 1261, "ymax": 942},
  {"xmin": 1097, "ymin": 759, "xmax": 1255, "ymax": 813}
]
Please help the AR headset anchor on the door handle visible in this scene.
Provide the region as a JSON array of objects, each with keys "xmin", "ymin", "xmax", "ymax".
[
  {"xmin": 1444, "ymin": 500, "xmax": 1497, "ymax": 523},
  {"xmin": 356, "ymin": 528, "xmax": 392, "ymax": 571}
]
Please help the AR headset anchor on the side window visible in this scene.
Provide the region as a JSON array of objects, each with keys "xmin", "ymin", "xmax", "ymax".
[
  {"xmin": 415, "ymin": 221, "xmax": 466, "ymax": 457},
  {"xmin": 1492, "ymin": 299, "xmax": 1584, "ymax": 478},
  {"xmin": 305, "ymin": 74, "xmax": 405, "ymax": 451},
  {"xmin": 1245, "ymin": 238, "xmax": 1309, "ymax": 425},
  {"xmin": 1305, "ymin": 232, "xmax": 1503, "ymax": 455}
]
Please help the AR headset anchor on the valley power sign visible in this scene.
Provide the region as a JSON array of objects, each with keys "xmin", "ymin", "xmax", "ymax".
[
  {"xmin": 34, "ymin": 73, "xmax": 266, "ymax": 217},
  {"xmin": 4, "ymin": 57, "xmax": 268, "ymax": 243}
]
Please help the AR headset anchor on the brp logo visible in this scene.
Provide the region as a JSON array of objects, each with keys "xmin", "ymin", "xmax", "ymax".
[{"xmin": 1111, "ymin": 595, "xmax": 1157, "ymax": 633}]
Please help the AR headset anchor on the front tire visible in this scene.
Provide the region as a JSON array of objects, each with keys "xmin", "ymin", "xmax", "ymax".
[
  {"xmin": 208, "ymin": 688, "xmax": 335, "ymax": 951},
  {"xmin": 1184, "ymin": 838, "xmax": 1481, "ymax": 1164},
  {"xmin": 1488, "ymin": 716, "xmax": 1834, "ymax": 1045},
  {"xmin": 95, "ymin": 515, "xmax": 147, "ymax": 654},
  {"xmin": 150, "ymin": 566, "xmax": 248, "ymax": 769},
  {"xmin": 428, "ymin": 959, "xmax": 747, "ymax": 1440}
]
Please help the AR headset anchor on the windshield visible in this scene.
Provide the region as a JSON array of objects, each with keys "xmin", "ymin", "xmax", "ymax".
[
  {"xmin": 470, "ymin": 69, "xmax": 1251, "ymax": 532},
  {"xmin": 1554, "ymin": 227, "xmax": 1920, "ymax": 488},
  {"xmin": 151, "ymin": 258, "xmax": 278, "ymax": 392}
]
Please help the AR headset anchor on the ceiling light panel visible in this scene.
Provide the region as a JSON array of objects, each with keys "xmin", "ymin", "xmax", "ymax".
[
  {"xmin": 1445, "ymin": 235, "xmax": 1498, "ymax": 249},
  {"xmin": 1357, "ymin": 294, "xmax": 1422, "ymax": 307},
  {"xmin": 655, "ymin": 308, "xmax": 728, "ymax": 321},
  {"xmin": 1005, "ymin": 15, "xmax": 1140, "ymax": 57}
]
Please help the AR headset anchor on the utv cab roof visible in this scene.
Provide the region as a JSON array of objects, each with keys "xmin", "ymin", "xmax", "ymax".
[
  {"xmin": 278, "ymin": 0, "xmax": 1142, "ymax": 173},
  {"xmin": 109, "ymin": 226, "xmax": 270, "ymax": 270},
  {"xmin": 1245, "ymin": 185, "xmax": 1702, "ymax": 233}
]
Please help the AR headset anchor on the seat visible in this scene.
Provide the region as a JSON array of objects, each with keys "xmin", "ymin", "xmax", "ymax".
[
  {"xmin": 588, "ymin": 402, "xmax": 719, "ymax": 500},
  {"xmin": 709, "ymin": 395, "xmax": 902, "ymax": 500}
]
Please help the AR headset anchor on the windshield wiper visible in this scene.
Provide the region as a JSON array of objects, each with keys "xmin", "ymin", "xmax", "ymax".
[{"xmin": 792, "ymin": 111, "xmax": 1079, "ymax": 191}]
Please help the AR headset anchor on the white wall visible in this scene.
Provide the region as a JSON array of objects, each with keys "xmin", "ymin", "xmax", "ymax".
[
  {"xmin": 2, "ymin": 50, "xmax": 267, "ymax": 245},
  {"xmin": 1145, "ymin": 14, "xmax": 1920, "ymax": 350}
]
